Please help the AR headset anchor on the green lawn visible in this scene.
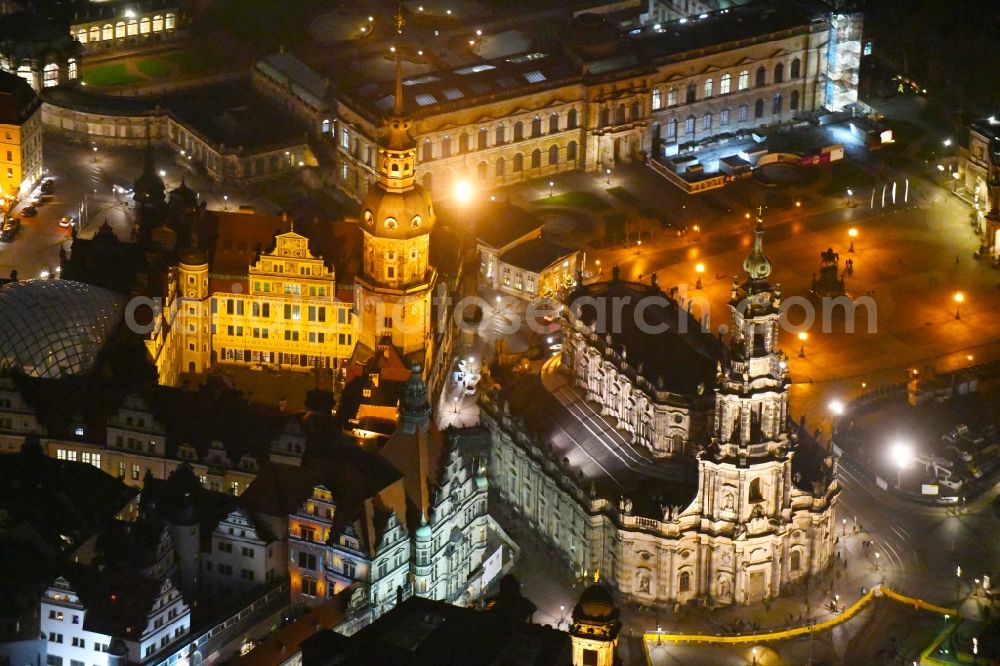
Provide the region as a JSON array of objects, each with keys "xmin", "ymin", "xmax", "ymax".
[
  {"xmin": 533, "ymin": 191, "xmax": 611, "ymax": 210},
  {"xmin": 607, "ymin": 186, "xmax": 639, "ymax": 205},
  {"xmin": 81, "ymin": 63, "xmax": 143, "ymax": 86},
  {"xmin": 136, "ymin": 58, "xmax": 172, "ymax": 79}
]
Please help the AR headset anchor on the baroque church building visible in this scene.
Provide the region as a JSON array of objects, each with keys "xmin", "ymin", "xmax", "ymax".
[{"xmin": 483, "ymin": 217, "xmax": 838, "ymax": 606}]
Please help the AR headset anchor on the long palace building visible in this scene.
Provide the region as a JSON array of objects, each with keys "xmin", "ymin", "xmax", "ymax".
[
  {"xmin": 330, "ymin": 1, "xmax": 861, "ymax": 200},
  {"xmin": 482, "ymin": 218, "xmax": 839, "ymax": 606}
]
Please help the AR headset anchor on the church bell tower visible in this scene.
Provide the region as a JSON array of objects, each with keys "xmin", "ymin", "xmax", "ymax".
[{"xmin": 354, "ymin": 9, "xmax": 437, "ymax": 366}]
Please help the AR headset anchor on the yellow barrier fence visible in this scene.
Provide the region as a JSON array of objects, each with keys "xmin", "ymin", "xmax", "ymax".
[{"xmin": 642, "ymin": 586, "xmax": 957, "ymax": 646}]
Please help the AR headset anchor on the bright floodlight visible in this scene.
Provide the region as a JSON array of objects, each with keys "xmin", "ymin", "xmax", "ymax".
[
  {"xmin": 828, "ymin": 400, "xmax": 844, "ymax": 416},
  {"xmin": 453, "ymin": 180, "xmax": 473, "ymax": 204},
  {"xmin": 797, "ymin": 331, "xmax": 808, "ymax": 341},
  {"xmin": 889, "ymin": 441, "xmax": 912, "ymax": 469},
  {"xmin": 695, "ymin": 263, "xmax": 705, "ymax": 274},
  {"xmin": 954, "ymin": 292, "xmax": 965, "ymax": 304},
  {"xmin": 848, "ymin": 227, "xmax": 858, "ymax": 238}
]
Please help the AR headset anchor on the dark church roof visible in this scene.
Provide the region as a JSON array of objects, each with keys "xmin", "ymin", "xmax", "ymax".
[{"xmin": 301, "ymin": 595, "xmax": 571, "ymax": 666}]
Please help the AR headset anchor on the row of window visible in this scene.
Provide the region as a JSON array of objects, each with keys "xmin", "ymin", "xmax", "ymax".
[
  {"xmin": 467, "ymin": 141, "xmax": 580, "ymax": 180},
  {"xmin": 661, "ymin": 93, "xmax": 799, "ymax": 139},
  {"xmin": 217, "ymin": 326, "xmax": 348, "ymax": 346},
  {"xmin": 75, "ymin": 15, "xmax": 176, "ymax": 44},
  {"xmin": 55, "ymin": 449, "xmax": 102, "ymax": 468},
  {"xmin": 217, "ymin": 298, "xmax": 349, "ymax": 323},
  {"xmin": 651, "ymin": 59, "xmax": 802, "ymax": 111},
  {"xmin": 417, "ymin": 111, "xmax": 580, "ymax": 162}
]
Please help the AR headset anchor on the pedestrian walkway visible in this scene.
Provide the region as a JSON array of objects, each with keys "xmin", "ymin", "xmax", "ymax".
[{"xmin": 641, "ymin": 585, "xmax": 955, "ymax": 648}]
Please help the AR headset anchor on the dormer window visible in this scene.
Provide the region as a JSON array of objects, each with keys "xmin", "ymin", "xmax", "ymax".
[
  {"xmin": 384, "ymin": 217, "xmax": 397, "ymax": 231},
  {"xmin": 411, "ymin": 215, "xmax": 422, "ymax": 229}
]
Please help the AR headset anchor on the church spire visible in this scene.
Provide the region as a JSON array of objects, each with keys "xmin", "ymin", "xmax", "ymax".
[
  {"xmin": 742, "ymin": 207, "xmax": 771, "ymax": 282},
  {"xmin": 393, "ymin": 5, "xmax": 405, "ymax": 116},
  {"xmin": 399, "ymin": 363, "xmax": 431, "ymax": 434}
]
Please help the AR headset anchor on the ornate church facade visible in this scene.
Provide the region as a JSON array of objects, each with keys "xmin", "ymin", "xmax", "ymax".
[{"xmin": 483, "ymin": 218, "xmax": 838, "ymax": 606}]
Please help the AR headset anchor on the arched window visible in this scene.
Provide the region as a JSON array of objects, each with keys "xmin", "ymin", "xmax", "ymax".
[
  {"xmin": 755, "ymin": 66, "xmax": 766, "ymax": 88},
  {"xmin": 774, "ymin": 62, "xmax": 784, "ymax": 84},
  {"xmin": 548, "ymin": 144, "xmax": 558, "ymax": 165},
  {"xmin": 720, "ymin": 109, "xmax": 730, "ymax": 126},
  {"xmin": 684, "ymin": 115, "xmax": 695, "ymax": 135},
  {"xmin": 666, "ymin": 118, "xmax": 677, "ymax": 138},
  {"xmin": 140, "ymin": 18, "xmax": 150, "ymax": 34},
  {"xmin": 90, "ymin": 26, "xmax": 100, "ymax": 41},
  {"xmin": 513, "ymin": 153, "xmax": 524, "ymax": 171},
  {"xmin": 165, "ymin": 13, "xmax": 175, "ymax": 29},
  {"xmin": 720, "ymin": 73, "xmax": 731, "ymax": 95},
  {"xmin": 495, "ymin": 124, "xmax": 505, "ymax": 145},
  {"xmin": 477, "ymin": 128, "xmax": 488, "ymax": 150},
  {"xmin": 702, "ymin": 112, "xmax": 712, "ymax": 131},
  {"xmin": 68, "ymin": 59, "xmax": 77, "ymax": 80},
  {"xmin": 513, "ymin": 121, "xmax": 524, "ymax": 141},
  {"xmin": 115, "ymin": 21, "xmax": 126, "ymax": 38},
  {"xmin": 102, "ymin": 24, "xmax": 113, "ymax": 40},
  {"xmin": 421, "ymin": 141, "xmax": 432, "ymax": 162},
  {"xmin": 530, "ymin": 149, "xmax": 541, "ymax": 169},
  {"xmin": 754, "ymin": 99, "xmax": 764, "ymax": 119},
  {"xmin": 772, "ymin": 93, "xmax": 782, "ymax": 115},
  {"xmin": 441, "ymin": 136, "xmax": 452, "ymax": 158},
  {"xmin": 477, "ymin": 161, "xmax": 488, "ymax": 180},
  {"xmin": 152, "ymin": 15, "xmax": 163, "ymax": 31},
  {"xmin": 615, "ymin": 105, "xmax": 626, "ymax": 125},
  {"xmin": 790, "ymin": 90, "xmax": 800, "ymax": 111},
  {"xmin": 127, "ymin": 19, "xmax": 138, "ymax": 36},
  {"xmin": 599, "ymin": 108, "xmax": 609, "ymax": 127},
  {"xmin": 685, "ymin": 83, "xmax": 696, "ymax": 104},
  {"xmin": 321, "ymin": 119, "xmax": 331, "ymax": 133},
  {"xmin": 679, "ymin": 571, "xmax": 691, "ymax": 593},
  {"xmin": 738, "ymin": 104, "xmax": 748, "ymax": 122},
  {"xmin": 549, "ymin": 113, "xmax": 559, "ymax": 133},
  {"xmin": 16, "ymin": 65, "xmax": 31, "ymax": 86},
  {"xmin": 458, "ymin": 132, "xmax": 469, "ymax": 154},
  {"xmin": 495, "ymin": 157, "xmax": 505, "ymax": 177},
  {"xmin": 566, "ymin": 140, "xmax": 577, "ymax": 162},
  {"xmin": 703, "ymin": 78, "xmax": 713, "ymax": 98},
  {"xmin": 738, "ymin": 70, "xmax": 749, "ymax": 91},
  {"xmin": 790, "ymin": 57, "xmax": 801, "ymax": 79},
  {"xmin": 567, "ymin": 108, "xmax": 578, "ymax": 129},
  {"xmin": 630, "ymin": 101, "xmax": 640, "ymax": 121},
  {"xmin": 43, "ymin": 63, "xmax": 59, "ymax": 88},
  {"xmin": 790, "ymin": 550, "xmax": 801, "ymax": 572},
  {"xmin": 749, "ymin": 477, "xmax": 763, "ymax": 503},
  {"xmin": 77, "ymin": 29, "xmax": 87, "ymax": 44},
  {"xmin": 531, "ymin": 116, "xmax": 542, "ymax": 137}
]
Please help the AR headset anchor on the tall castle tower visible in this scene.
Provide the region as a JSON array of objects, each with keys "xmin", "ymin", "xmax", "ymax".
[
  {"xmin": 355, "ymin": 11, "xmax": 436, "ymax": 364},
  {"xmin": 696, "ymin": 212, "xmax": 800, "ymax": 604},
  {"xmin": 177, "ymin": 216, "xmax": 211, "ymax": 375},
  {"xmin": 569, "ymin": 579, "xmax": 620, "ymax": 666}
]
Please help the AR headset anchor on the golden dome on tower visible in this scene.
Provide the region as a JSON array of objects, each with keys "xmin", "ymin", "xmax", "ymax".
[{"xmin": 361, "ymin": 178, "xmax": 436, "ymax": 241}]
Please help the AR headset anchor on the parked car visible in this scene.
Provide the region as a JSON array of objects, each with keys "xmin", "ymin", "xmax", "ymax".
[
  {"xmin": 40, "ymin": 179, "xmax": 54, "ymax": 195},
  {"xmin": 0, "ymin": 217, "xmax": 20, "ymax": 241},
  {"xmin": 58, "ymin": 216, "xmax": 75, "ymax": 229},
  {"xmin": 20, "ymin": 205, "xmax": 36, "ymax": 217}
]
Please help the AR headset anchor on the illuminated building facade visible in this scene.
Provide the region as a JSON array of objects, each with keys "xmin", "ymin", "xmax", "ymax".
[
  {"xmin": 483, "ymin": 221, "xmax": 838, "ymax": 607},
  {"xmin": 0, "ymin": 70, "xmax": 41, "ymax": 198},
  {"xmin": 70, "ymin": 1, "xmax": 182, "ymax": 54},
  {"xmin": 331, "ymin": 3, "xmax": 862, "ymax": 201}
]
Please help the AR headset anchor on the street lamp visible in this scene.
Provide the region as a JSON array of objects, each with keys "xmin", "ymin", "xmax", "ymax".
[
  {"xmin": 848, "ymin": 227, "xmax": 858, "ymax": 253},
  {"xmin": 798, "ymin": 331, "xmax": 808, "ymax": 358},
  {"xmin": 453, "ymin": 179, "xmax": 473, "ymax": 205},
  {"xmin": 695, "ymin": 262, "xmax": 705, "ymax": 289},
  {"xmin": 548, "ymin": 180, "xmax": 554, "ymax": 197},
  {"xmin": 842, "ymin": 517, "xmax": 847, "ymax": 536},
  {"xmin": 953, "ymin": 292, "xmax": 964, "ymax": 320},
  {"xmin": 223, "ymin": 194, "xmax": 229, "ymax": 211},
  {"xmin": 943, "ymin": 138, "xmax": 952, "ymax": 147},
  {"xmin": 957, "ymin": 565, "xmax": 962, "ymax": 603},
  {"xmin": 889, "ymin": 441, "xmax": 912, "ymax": 490},
  {"xmin": 846, "ymin": 188, "xmax": 853, "ymax": 207},
  {"xmin": 874, "ymin": 551, "xmax": 880, "ymax": 571},
  {"xmin": 605, "ymin": 168, "xmax": 611, "ymax": 184}
]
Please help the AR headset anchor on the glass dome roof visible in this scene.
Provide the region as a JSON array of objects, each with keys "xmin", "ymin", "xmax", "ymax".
[{"xmin": 0, "ymin": 279, "xmax": 125, "ymax": 379}]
